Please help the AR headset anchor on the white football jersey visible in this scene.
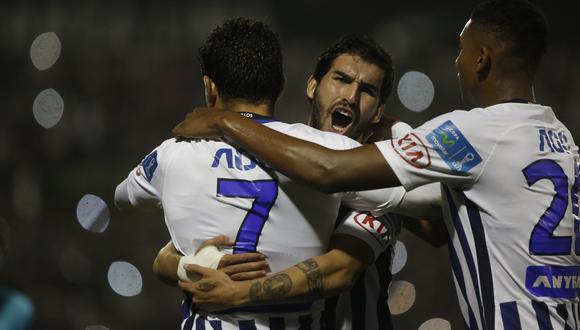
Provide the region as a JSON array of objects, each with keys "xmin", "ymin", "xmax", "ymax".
[
  {"xmin": 376, "ymin": 102, "xmax": 580, "ymax": 329},
  {"xmin": 116, "ymin": 115, "xmax": 406, "ymax": 329}
]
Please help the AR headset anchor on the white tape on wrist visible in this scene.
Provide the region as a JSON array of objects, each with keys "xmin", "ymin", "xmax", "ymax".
[{"xmin": 177, "ymin": 245, "xmax": 225, "ymax": 282}]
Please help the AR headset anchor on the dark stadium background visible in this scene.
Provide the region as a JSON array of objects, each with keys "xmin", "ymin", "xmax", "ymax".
[{"xmin": 1, "ymin": 1, "xmax": 578, "ymax": 329}]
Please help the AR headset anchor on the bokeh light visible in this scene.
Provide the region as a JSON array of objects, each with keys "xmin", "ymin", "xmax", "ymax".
[
  {"xmin": 397, "ymin": 71, "xmax": 435, "ymax": 112},
  {"xmin": 107, "ymin": 261, "xmax": 142, "ymax": 297},
  {"xmin": 76, "ymin": 194, "xmax": 110, "ymax": 233},
  {"xmin": 419, "ymin": 318, "xmax": 452, "ymax": 330},
  {"xmin": 33, "ymin": 88, "xmax": 64, "ymax": 129},
  {"xmin": 391, "ymin": 240, "xmax": 408, "ymax": 275},
  {"xmin": 30, "ymin": 32, "xmax": 62, "ymax": 71},
  {"xmin": 387, "ymin": 280, "xmax": 416, "ymax": 315}
]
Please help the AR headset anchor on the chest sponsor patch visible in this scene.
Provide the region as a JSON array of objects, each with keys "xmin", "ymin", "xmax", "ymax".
[
  {"xmin": 141, "ymin": 150, "xmax": 158, "ymax": 182},
  {"xmin": 526, "ymin": 265, "xmax": 580, "ymax": 299},
  {"xmin": 426, "ymin": 120, "xmax": 481, "ymax": 173},
  {"xmin": 391, "ymin": 133, "xmax": 431, "ymax": 168}
]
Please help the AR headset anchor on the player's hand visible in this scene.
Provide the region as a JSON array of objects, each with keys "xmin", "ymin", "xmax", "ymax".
[
  {"xmin": 172, "ymin": 107, "xmax": 228, "ymax": 139},
  {"xmin": 198, "ymin": 235, "xmax": 269, "ymax": 281},
  {"xmin": 179, "ymin": 264, "xmax": 243, "ymax": 311}
]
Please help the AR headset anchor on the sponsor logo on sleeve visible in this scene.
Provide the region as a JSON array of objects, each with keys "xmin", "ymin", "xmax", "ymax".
[
  {"xmin": 426, "ymin": 120, "xmax": 482, "ymax": 173},
  {"xmin": 141, "ymin": 150, "xmax": 158, "ymax": 182},
  {"xmin": 390, "ymin": 133, "xmax": 431, "ymax": 168},
  {"xmin": 353, "ymin": 212, "xmax": 392, "ymax": 247}
]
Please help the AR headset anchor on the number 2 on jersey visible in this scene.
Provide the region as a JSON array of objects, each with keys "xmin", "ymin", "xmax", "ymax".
[
  {"xmin": 523, "ymin": 158, "xmax": 580, "ymax": 255},
  {"xmin": 217, "ymin": 179, "xmax": 278, "ymax": 254}
]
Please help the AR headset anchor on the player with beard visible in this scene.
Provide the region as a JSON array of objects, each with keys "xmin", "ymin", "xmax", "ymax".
[
  {"xmin": 174, "ymin": 1, "xmax": 580, "ymax": 328},
  {"xmin": 160, "ymin": 35, "xmax": 444, "ymax": 330}
]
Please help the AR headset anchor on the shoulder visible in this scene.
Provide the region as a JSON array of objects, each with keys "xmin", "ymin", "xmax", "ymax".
[{"xmin": 265, "ymin": 121, "xmax": 361, "ymax": 150}]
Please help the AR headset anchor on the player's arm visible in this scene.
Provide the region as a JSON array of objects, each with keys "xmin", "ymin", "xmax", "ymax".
[
  {"xmin": 179, "ymin": 234, "xmax": 373, "ymax": 310},
  {"xmin": 172, "ymin": 108, "xmax": 400, "ymax": 193},
  {"xmin": 153, "ymin": 241, "xmax": 181, "ymax": 286},
  {"xmin": 153, "ymin": 237, "xmax": 270, "ymax": 286}
]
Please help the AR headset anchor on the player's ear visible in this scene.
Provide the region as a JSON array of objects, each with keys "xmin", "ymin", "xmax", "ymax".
[
  {"xmin": 203, "ymin": 75, "xmax": 218, "ymax": 107},
  {"xmin": 306, "ymin": 75, "xmax": 318, "ymax": 102},
  {"xmin": 371, "ymin": 103, "xmax": 385, "ymax": 124},
  {"xmin": 476, "ymin": 46, "xmax": 491, "ymax": 82}
]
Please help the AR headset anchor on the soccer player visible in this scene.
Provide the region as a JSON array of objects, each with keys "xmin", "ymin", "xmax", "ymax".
[
  {"xmin": 173, "ymin": 1, "xmax": 580, "ymax": 329},
  {"xmin": 157, "ymin": 34, "xmax": 445, "ymax": 330},
  {"xmin": 116, "ymin": 18, "xmax": 437, "ymax": 329}
]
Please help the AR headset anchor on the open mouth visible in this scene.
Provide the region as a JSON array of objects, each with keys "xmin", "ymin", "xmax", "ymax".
[{"xmin": 331, "ymin": 108, "xmax": 354, "ymax": 134}]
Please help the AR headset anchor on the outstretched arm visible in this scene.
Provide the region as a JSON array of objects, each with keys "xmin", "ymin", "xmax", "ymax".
[{"xmin": 172, "ymin": 109, "xmax": 400, "ymax": 193}]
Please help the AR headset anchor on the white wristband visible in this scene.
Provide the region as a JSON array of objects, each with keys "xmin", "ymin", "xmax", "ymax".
[{"xmin": 177, "ymin": 245, "xmax": 225, "ymax": 282}]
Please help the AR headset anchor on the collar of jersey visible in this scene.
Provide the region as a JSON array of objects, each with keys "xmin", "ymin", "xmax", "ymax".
[
  {"xmin": 499, "ymin": 98, "xmax": 535, "ymax": 104},
  {"xmin": 238, "ymin": 111, "xmax": 276, "ymax": 123}
]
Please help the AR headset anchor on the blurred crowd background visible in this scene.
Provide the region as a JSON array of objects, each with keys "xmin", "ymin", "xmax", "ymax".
[{"xmin": 1, "ymin": 0, "xmax": 578, "ymax": 329}]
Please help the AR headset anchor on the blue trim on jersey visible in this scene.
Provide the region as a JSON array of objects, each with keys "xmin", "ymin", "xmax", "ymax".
[
  {"xmin": 443, "ymin": 185, "xmax": 486, "ymax": 329},
  {"xmin": 215, "ymin": 302, "xmax": 312, "ymax": 314},
  {"xmin": 556, "ymin": 304, "xmax": 573, "ymax": 330},
  {"xmin": 238, "ymin": 320, "xmax": 257, "ymax": 330},
  {"xmin": 531, "ymin": 300, "xmax": 554, "ymax": 330},
  {"xmin": 449, "ymin": 243, "xmax": 479, "ymax": 330},
  {"xmin": 500, "ymin": 302, "xmax": 521, "ymax": 330},
  {"xmin": 209, "ymin": 320, "xmax": 222, "ymax": 330},
  {"xmin": 196, "ymin": 315, "xmax": 206, "ymax": 330},
  {"xmin": 465, "ymin": 194, "xmax": 496, "ymax": 330},
  {"xmin": 254, "ymin": 118, "xmax": 276, "ymax": 124},
  {"xmin": 269, "ymin": 317, "xmax": 285, "ymax": 330}
]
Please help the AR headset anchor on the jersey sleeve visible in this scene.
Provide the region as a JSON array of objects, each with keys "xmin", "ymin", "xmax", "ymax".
[
  {"xmin": 114, "ymin": 140, "xmax": 173, "ymax": 207},
  {"xmin": 375, "ymin": 111, "xmax": 488, "ymax": 191},
  {"xmin": 333, "ymin": 210, "xmax": 402, "ymax": 261}
]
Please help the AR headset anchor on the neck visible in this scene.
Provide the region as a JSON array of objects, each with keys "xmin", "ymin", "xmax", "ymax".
[
  {"xmin": 478, "ymin": 76, "xmax": 536, "ymax": 108},
  {"xmin": 217, "ymin": 99, "xmax": 274, "ymax": 117}
]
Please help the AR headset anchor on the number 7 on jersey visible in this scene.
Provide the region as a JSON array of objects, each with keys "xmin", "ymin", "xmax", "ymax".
[{"xmin": 217, "ymin": 179, "xmax": 278, "ymax": 254}]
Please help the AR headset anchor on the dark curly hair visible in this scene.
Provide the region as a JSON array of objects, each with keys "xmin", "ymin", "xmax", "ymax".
[{"xmin": 199, "ymin": 18, "xmax": 284, "ymax": 104}]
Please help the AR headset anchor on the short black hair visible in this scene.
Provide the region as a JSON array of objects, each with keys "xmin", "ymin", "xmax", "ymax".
[
  {"xmin": 470, "ymin": 0, "xmax": 548, "ymax": 75},
  {"xmin": 199, "ymin": 18, "xmax": 284, "ymax": 104},
  {"xmin": 312, "ymin": 35, "xmax": 394, "ymax": 105}
]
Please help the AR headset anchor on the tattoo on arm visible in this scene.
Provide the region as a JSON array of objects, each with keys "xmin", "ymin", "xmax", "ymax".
[
  {"xmin": 296, "ymin": 258, "xmax": 323, "ymax": 298},
  {"xmin": 249, "ymin": 273, "xmax": 292, "ymax": 302}
]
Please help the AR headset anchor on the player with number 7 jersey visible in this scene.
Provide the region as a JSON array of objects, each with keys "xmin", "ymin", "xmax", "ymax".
[{"xmin": 115, "ymin": 113, "xmax": 416, "ymax": 329}]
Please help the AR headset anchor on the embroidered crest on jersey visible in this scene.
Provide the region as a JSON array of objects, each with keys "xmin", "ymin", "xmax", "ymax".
[
  {"xmin": 426, "ymin": 120, "xmax": 482, "ymax": 173},
  {"xmin": 141, "ymin": 150, "xmax": 158, "ymax": 182},
  {"xmin": 353, "ymin": 212, "xmax": 392, "ymax": 247},
  {"xmin": 390, "ymin": 133, "xmax": 431, "ymax": 168}
]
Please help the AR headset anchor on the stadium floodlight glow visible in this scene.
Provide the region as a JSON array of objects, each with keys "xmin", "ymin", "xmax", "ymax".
[
  {"xmin": 387, "ymin": 280, "xmax": 416, "ymax": 315},
  {"xmin": 30, "ymin": 32, "xmax": 62, "ymax": 71},
  {"xmin": 397, "ymin": 71, "xmax": 435, "ymax": 112},
  {"xmin": 391, "ymin": 240, "xmax": 408, "ymax": 275},
  {"xmin": 419, "ymin": 318, "xmax": 452, "ymax": 330},
  {"xmin": 33, "ymin": 88, "xmax": 64, "ymax": 129},
  {"xmin": 76, "ymin": 194, "xmax": 110, "ymax": 233},
  {"xmin": 107, "ymin": 261, "xmax": 142, "ymax": 297}
]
